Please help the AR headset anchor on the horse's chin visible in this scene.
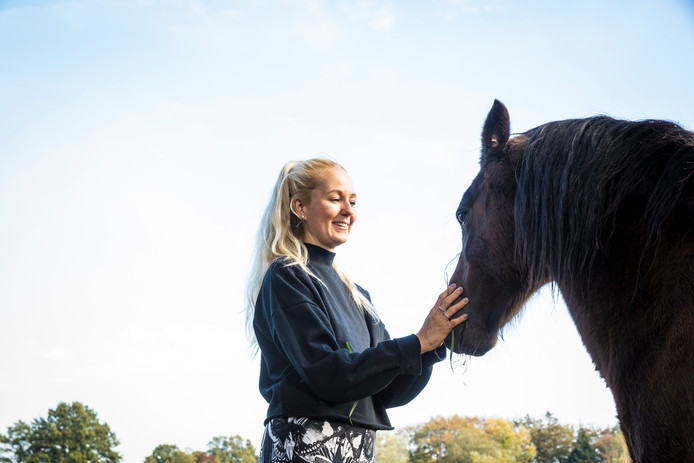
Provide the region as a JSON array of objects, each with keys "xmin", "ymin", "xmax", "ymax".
[{"xmin": 446, "ymin": 325, "xmax": 498, "ymax": 356}]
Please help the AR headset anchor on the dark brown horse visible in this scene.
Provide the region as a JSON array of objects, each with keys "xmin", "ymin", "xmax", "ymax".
[{"xmin": 448, "ymin": 100, "xmax": 694, "ymax": 462}]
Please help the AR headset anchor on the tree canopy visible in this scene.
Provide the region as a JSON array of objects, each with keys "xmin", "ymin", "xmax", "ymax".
[
  {"xmin": 409, "ymin": 415, "xmax": 536, "ymax": 463},
  {"xmin": 143, "ymin": 436, "xmax": 258, "ymax": 463},
  {"xmin": 144, "ymin": 445, "xmax": 195, "ymax": 463},
  {"xmin": 516, "ymin": 412, "xmax": 575, "ymax": 463},
  {"xmin": 0, "ymin": 402, "xmax": 120, "ymax": 463},
  {"xmin": 375, "ymin": 413, "xmax": 627, "ymax": 463},
  {"xmin": 206, "ymin": 436, "xmax": 257, "ymax": 463}
]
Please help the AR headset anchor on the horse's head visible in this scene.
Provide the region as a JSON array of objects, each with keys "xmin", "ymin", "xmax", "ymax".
[{"xmin": 447, "ymin": 100, "xmax": 543, "ymax": 355}]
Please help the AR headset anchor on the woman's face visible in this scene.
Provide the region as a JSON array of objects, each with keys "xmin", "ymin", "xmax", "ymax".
[{"xmin": 294, "ymin": 168, "xmax": 357, "ymax": 251}]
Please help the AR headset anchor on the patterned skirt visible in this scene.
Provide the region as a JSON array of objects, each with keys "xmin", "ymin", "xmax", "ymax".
[{"xmin": 259, "ymin": 417, "xmax": 376, "ymax": 463}]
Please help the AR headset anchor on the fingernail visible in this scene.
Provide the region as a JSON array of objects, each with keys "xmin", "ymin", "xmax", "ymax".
[
  {"xmin": 462, "ymin": 297, "xmax": 469, "ymax": 303},
  {"xmin": 461, "ymin": 314, "xmax": 468, "ymax": 321},
  {"xmin": 457, "ymin": 287, "xmax": 463, "ymax": 292},
  {"xmin": 449, "ymin": 283, "xmax": 455, "ymax": 287}
]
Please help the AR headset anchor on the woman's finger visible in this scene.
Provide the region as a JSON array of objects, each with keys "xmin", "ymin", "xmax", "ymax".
[
  {"xmin": 441, "ymin": 296, "xmax": 469, "ymax": 323},
  {"xmin": 448, "ymin": 296, "xmax": 469, "ymax": 314},
  {"xmin": 437, "ymin": 284, "xmax": 457, "ymax": 303},
  {"xmin": 440, "ymin": 285, "xmax": 464, "ymax": 308},
  {"xmin": 450, "ymin": 312, "xmax": 469, "ymax": 327}
]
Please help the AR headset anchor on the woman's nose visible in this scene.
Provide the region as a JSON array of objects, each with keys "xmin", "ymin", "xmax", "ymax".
[{"xmin": 341, "ymin": 201, "xmax": 354, "ymax": 215}]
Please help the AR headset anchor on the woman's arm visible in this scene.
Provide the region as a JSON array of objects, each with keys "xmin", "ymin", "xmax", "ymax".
[
  {"xmin": 372, "ymin": 345, "xmax": 447, "ymax": 408},
  {"xmin": 270, "ymin": 300, "xmax": 423, "ymax": 403},
  {"xmin": 262, "ymin": 265, "xmax": 467, "ymax": 405}
]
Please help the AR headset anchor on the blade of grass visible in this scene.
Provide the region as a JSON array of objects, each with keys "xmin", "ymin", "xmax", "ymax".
[
  {"xmin": 348, "ymin": 401, "xmax": 358, "ymax": 425},
  {"xmin": 345, "ymin": 341, "xmax": 358, "ymax": 425}
]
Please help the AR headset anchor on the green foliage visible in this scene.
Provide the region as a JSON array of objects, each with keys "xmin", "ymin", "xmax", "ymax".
[
  {"xmin": 3, "ymin": 404, "xmax": 628, "ymax": 463},
  {"xmin": 191, "ymin": 451, "xmax": 219, "ymax": 463},
  {"xmin": 144, "ymin": 445, "xmax": 195, "ymax": 463},
  {"xmin": 0, "ymin": 402, "xmax": 121, "ymax": 463},
  {"xmin": 593, "ymin": 427, "xmax": 629, "ymax": 463},
  {"xmin": 0, "ymin": 420, "xmax": 32, "ymax": 463},
  {"xmin": 206, "ymin": 436, "xmax": 258, "ymax": 463},
  {"xmin": 516, "ymin": 412, "xmax": 574, "ymax": 463},
  {"xmin": 409, "ymin": 415, "xmax": 535, "ymax": 463},
  {"xmin": 144, "ymin": 436, "xmax": 258, "ymax": 463},
  {"xmin": 568, "ymin": 428, "xmax": 599, "ymax": 463},
  {"xmin": 375, "ymin": 431, "xmax": 409, "ymax": 463}
]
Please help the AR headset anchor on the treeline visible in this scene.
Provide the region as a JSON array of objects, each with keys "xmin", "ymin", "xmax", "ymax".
[
  {"xmin": 377, "ymin": 413, "xmax": 629, "ymax": 463},
  {"xmin": 143, "ymin": 437, "xmax": 257, "ymax": 463},
  {"xmin": 0, "ymin": 402, "xmax": 257, "ymax": 463},
  {"xmin": 1, "ymin": 402, "xmax": 628, "ymax": 463}
]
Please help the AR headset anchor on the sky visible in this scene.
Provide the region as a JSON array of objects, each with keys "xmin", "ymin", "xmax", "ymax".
[{"xmin": 1, "ymin": 0, "xmax": 693, "ymax": 461}]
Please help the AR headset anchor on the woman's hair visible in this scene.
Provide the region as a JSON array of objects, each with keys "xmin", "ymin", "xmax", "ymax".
[{"xmin": 244, "ymin": 158, "xmax": 377, "ymax": 349}]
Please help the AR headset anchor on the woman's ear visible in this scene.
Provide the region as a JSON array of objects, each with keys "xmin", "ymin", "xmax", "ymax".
[{"xmin": 291, "ymin": 198, "xmax": 305, "ymax": 219}]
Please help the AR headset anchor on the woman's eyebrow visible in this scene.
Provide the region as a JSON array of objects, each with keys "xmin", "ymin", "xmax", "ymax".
[{"xmin": 325, "ymin": 189, "xmax": 356, "ymax": 196}]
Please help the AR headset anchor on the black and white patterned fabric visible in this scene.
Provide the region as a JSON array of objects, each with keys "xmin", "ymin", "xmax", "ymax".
[{"xmin": 259, "ymin": 417, "xmax": 375, "ymax": 463}]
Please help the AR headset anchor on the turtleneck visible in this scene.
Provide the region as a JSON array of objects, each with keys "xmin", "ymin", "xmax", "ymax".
[
  {"xmin": 302, "ymin": 242, "xmax": 371, "ymax": 353},
  {"xmin": 304, "ymin": 242, "xmax": 336, "ymax": 267}
]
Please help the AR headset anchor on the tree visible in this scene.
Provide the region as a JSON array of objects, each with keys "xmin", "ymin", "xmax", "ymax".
[
  {"xmin": 144, "ymin": 445, "xmax": 195, "ymax": 463},
  {"xmin": 482, "ymin": 418, "xmax": 535, "ymax": 462},
  {"xmin": 191, "ymin": 452, "xmax": 219, "ymax": 463},
  {"xmin": 0, "ymin": 420, "xmax": 32, "ymax": 463},
  {"xmin": 516, "ymin": 412, "xmax": 574, "ymax": 463},
  {"xmin": 410, "ymin": 415, "xmax": 473, "ymax": 463},
  {"xmin": 0, "ymin": 402, "xmax": 121, "ymax": 463},
  {"xmin": 593, "ymin": 427, "xmax": 629, "ymax": 463},
  {"xmin": 206, "ymin": 436, "xmax": 257, "ymax": 463},
  {"xmin": 375, "ymin": 431, "xmax": 409, "ymax": 463},
  {"xmin": 410, "ymin": 415, "xmax": 535, "ymax": 463},
  {"xmin": 567, "ymin": 428, "xmax": 599, "ymax": 463}
]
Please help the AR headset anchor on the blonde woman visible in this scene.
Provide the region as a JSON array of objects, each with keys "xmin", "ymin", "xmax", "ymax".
[{"xmin": 246, "ymin": 158, "xmax": 469, "ymax": 463}]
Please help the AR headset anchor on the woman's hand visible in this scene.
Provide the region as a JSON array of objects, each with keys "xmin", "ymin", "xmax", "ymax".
[{"xmin": 416, "ymin": 284, "xmax": 469, "ymax": 353}]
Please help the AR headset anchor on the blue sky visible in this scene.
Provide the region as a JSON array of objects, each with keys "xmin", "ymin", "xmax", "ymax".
[{"xmin": 1, "ymin": 0, "xmax": 693, "ymax": 461}]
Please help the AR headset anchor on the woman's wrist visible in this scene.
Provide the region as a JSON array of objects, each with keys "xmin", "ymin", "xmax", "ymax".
[{"xmin": 415, "ymin": 332, "xmax": 436, "ymax": 354}]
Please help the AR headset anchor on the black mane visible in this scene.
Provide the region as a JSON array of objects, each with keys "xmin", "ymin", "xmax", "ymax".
[{"xmin": 515, "ymin": 116, "xmax": 694, "ymax": 291}]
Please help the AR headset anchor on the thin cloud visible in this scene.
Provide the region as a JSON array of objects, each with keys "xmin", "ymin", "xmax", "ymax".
[{"xmin": 339, "ymin": 0, "xmax": 396, "ymax": 31}]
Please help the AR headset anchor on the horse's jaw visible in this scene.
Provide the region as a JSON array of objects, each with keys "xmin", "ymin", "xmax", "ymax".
[{"xmin": 446, "ymin": 285, "xmax": 534, "ymax": 356}]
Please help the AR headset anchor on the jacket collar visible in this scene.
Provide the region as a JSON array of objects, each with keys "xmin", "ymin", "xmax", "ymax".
[{"xmin": 304, "ymin": 242, "xmax": 336, "ymax": 267}]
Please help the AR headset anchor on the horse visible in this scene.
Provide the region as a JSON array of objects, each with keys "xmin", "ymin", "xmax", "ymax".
[{"xmin": 447, "ymin": 100, "xmax": 694, "ymax": 462}]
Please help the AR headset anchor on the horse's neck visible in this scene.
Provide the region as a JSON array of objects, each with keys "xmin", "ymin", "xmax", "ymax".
[
  {"xmin": 559, "ymin": 248, "xmax": 694, "ymax": 462},
  {"xmin": 560, "ymin": 246, "xmax": 694, "ymax": 376}
]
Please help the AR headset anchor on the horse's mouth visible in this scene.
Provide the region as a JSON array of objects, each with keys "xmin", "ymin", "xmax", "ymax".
[
  {"xmin": 445, "ymin": 316, "xmax": 467, "ymax": 353},
  {"xmin": 446, "ymin": 310, "xmax": 498, "ymax": 356}
]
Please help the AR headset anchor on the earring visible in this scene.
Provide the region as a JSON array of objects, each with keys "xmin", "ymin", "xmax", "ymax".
[{"xmin": 302, "ymin": 215, "xmax": 306, "ymax": 220}]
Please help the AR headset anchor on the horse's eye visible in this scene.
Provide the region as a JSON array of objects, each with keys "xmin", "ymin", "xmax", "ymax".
[{"xmin": 456, "ymin": 210, "xmax": 467, "ymax": 225}]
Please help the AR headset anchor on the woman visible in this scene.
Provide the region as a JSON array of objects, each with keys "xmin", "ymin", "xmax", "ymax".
[{"xmin": 245, "ymin": 158, "xmax": 468, "ymax": 463}]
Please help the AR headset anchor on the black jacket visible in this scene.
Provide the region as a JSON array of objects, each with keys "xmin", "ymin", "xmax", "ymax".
[{"xmin": 253, "ymin": 243, "xmax": 446, "ymax": 430}]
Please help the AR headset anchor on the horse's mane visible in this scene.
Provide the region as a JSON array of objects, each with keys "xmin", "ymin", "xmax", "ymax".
[{"xmin": 514, "ymin": 116, "xmax": 694, "ymax": 292}]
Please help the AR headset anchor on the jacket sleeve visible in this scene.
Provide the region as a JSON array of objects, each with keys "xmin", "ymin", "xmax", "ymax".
[
  {"xmin": 267, "ymin": 267, "xmax": 425, "ymax": 404},
  {"xmin": 372, "ymin": 345, "xmax": 447, "ymax": 408}
]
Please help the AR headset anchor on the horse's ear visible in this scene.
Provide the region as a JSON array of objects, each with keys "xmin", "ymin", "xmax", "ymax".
[{"xmin": 481, "ymin": 99, "xmax": 510, "ymax": 156}]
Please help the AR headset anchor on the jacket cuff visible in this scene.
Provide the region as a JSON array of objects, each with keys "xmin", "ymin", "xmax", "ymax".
[
  {"xmin": 397, "ymin": 334, "xmax": 423, "ymax": 376},
  {"xmin": 422, "ymin": 344, "xmax": 447, "ymax": 366}
]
